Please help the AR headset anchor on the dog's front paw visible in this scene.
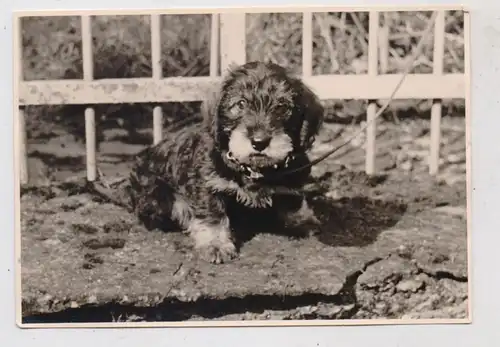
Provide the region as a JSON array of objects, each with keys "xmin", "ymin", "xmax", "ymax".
[
  {"xmin": 283, "ymin": 199, "xmax": 322, "ymax": 236},
  {"xmin": 302, "ymin": 215, "xmax": 322, "ymax": 237},
  {"xmin": 188, "ymin": 218, "xmax": 238, "ymax": 264},
  {"xmin": 198, "ymin": 241, "xmax": 237, "ymax": 264}
]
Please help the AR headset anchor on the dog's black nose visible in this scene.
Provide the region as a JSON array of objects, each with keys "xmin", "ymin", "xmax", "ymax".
[{"xmin": 251, "ymin": 136, "xmax": 271, "ymax": 152}]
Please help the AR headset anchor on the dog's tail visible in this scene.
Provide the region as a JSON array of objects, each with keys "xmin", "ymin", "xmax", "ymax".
[{"xmin": 86, "ymin": 177, "xmax": 133, "ymax": 211}]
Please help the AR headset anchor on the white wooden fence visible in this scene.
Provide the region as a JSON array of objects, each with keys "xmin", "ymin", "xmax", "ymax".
[{"xmin": 16, "ymin": 10, "xmax": 467, "ymax": 185}]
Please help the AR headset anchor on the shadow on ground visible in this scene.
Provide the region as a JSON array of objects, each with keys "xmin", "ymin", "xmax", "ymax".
[
  {"xmin": 313, "ymin": 196, "xmax": 407, "ymax": 247},
  {"xmin": 228, "ymin": 194, "xmax": 408, "ymax": 251},
  {"xmin": 22, "ymin": 291, "xmax": 357, "ymax": 323}
]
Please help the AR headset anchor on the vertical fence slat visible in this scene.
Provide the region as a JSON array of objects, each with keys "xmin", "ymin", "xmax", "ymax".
[
  {"xmin": 82, "ymin": 15, "xmax": 94, "ymax": 81},
  {"xmin": 16, "ymin": 16, "xmax": 28, "ymax": 185},
  {"xmin": 302, "ymin": 11, "xmax": 313, "ymax": 77},
  {"xmin": 151, "ymin": 15, "xmax": 162, "ymax": 80},
  {"xmin": 366, "ymin": 11, "xmax": 380, "ymax": 175},
  {"xmin": 151, "ymin": 14, "xmax": 163, "ymax": 145},
  {"xmin": 18, "ymin": 107, "xmax": 28, "ymax": 185},
  {"xmin": 379, "ymin": 12, "xmax": 390, "ymax": 74},
  {"xmin": 210, "ymin": 13, "xmax": 220, "ymax": 77},
  {"xmin": 153, "ymin": 107, "xmax": 163, "ymax": 145},
  {"xmin": 85, "ymin": 108, "xmax": 97, "ymax": 181},
  {"xmin": 463, "ymin": 9, "xmax": 471, "ymax": 234},
  {"xmin": 220, "ymin": 13, "xmax": 246, "ymax": 73},
  {"xmin": 430, "ymin": 101, "xmax": 442, "ymax": 175},
  {"xmin": 429, "ymin": 10, "xmax": 446, "ymax": 176},
  {"xmin": 16, "ymin": 17, "xmax": 24, "ymax": 82},
  {"xmin": 81, "ymin": 15, "xmax": 97, "ymax": 181}
]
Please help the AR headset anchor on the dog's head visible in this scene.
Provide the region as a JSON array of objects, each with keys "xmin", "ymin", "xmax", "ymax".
[{"xmin": 203, "ymin": 61, "xmax": 324, "ymax": 172}]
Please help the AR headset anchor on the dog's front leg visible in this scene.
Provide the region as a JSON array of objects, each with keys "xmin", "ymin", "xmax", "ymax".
[
  {"xmin": 186, "ymin": 195, "xmax": 237, "ymax": 264},
  {"xmin": 278, "ymin": 195, "xmax": 321, "ymax": 236}
]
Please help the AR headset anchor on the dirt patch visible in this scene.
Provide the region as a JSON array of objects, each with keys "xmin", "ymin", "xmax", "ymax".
[{"xmin": 20, "ymin": 165, "xmax": 467, "ymax": 323}]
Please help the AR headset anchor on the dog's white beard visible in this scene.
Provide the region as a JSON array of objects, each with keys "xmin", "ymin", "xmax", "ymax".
[{"xmin": 228, "ymin": 127, "xmax": 293, "ymax": 166}]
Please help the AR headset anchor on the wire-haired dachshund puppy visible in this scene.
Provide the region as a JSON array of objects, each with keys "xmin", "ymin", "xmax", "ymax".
[{"xmin": 127, "ymin": 61, "xmax": 324, "ymax": 264}]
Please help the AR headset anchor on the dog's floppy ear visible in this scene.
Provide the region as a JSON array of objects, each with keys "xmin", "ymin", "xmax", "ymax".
[
  {"xmin": 292, "ymin": 78, "xmax": 325, "ymax": 151},
  {"xmin": 202, "ymin": 65, "xmax": 241, "ymax": 146}
]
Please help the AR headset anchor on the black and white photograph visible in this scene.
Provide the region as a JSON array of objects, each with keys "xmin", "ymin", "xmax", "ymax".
[{"xmin": 15, "ymin": 5, "xmax": 470, "ymax": 326}]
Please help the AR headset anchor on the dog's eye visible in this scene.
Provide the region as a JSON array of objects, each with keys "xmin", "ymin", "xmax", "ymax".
[
  {"xmin": 275, "ymin": 103, "xmax": 289, "ymax": 114},
  {"xmin": 235, "ymin": 100, "xmax": 248, "ymax": 110}
]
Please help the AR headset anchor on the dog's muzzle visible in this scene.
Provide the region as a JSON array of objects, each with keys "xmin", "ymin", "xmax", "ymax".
[{"xmin": 226, "ymin": 151, "xmax": 295, "ymax": 180}]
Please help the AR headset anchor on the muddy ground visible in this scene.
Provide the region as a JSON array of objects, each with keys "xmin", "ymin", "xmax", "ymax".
[{"xmin": 19, "ymin": 113, "xmax": 468, "ymax": 323}]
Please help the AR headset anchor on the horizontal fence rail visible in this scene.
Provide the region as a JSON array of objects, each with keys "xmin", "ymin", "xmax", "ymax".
[
  {"xmin": 16, "ymin": 10, "xmax": 466, "ymax": 185},
  {"xmin": 19, "ymin": 74, "xmax": 465, "ymax": 106}
]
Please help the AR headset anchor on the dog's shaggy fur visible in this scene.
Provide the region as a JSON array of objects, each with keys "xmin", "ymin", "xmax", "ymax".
[{"xmin": 127, "ymin": 61, "xmax": 325, "ymax": 263}]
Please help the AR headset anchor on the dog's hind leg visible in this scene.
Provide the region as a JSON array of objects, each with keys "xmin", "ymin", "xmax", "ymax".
[{"xmin": 128, "ymin": 171, "xmax": 180, "ymax": 231}]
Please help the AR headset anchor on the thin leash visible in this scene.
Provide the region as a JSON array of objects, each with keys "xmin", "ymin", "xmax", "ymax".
[{"xmin": 276, "ymin": 11, "xmax": 439, "ymax": 178}]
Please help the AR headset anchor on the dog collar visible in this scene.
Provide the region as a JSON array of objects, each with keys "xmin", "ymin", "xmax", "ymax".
[{"xmin": 225, "ymin": 151, "xmax": 295, "ymax": 180}]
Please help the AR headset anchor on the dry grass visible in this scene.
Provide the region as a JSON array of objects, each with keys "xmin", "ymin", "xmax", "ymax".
[{"xmin": 20, "ymin": 11, "xmax": 465, "ymax": 143}]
